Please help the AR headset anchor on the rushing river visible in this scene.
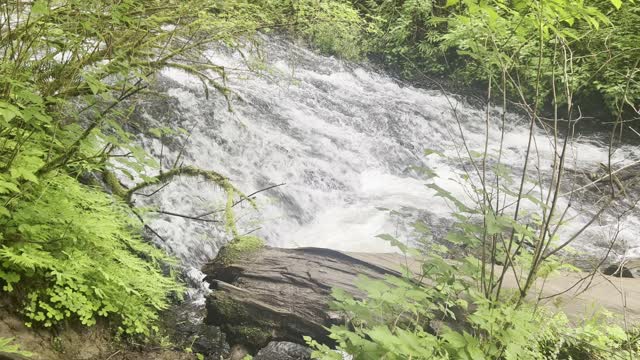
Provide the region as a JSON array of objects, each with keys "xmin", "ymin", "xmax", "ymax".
[{"xmin": 123, "ymin": 36, "xmax": 640, "ymax": 300}]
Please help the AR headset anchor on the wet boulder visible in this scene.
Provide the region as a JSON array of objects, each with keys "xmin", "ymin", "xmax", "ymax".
[
  {"xmin": 602, "ymin": 264, "xmax": 635, "ymax": 278},
  {"xmin": 162, "ymin": 303, "xmax": 230, "ymax": 359},
  {"xmin": 202, "ymin": 246, "xmax": 402, "ymax": 351},
  {"xmin": 602, "ymin": 260, "xmax": 640, "ymax": 278}
]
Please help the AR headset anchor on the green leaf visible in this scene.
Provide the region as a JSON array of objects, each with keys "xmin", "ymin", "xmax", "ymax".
[
  {"xmin": 85, "ymin": 75, "xmax": 107, "ymax": 95},
  {"xmin": 9, "ymin": 167, "xmax": 39, "ymax": 183},
  {"xmin": 426, "ymin": 183, "xmax": 472, "ymax": 212},
  {"xmin": 376, "ymin": 233, "xmax": 408, "ymax": 253},
  {"xmin": 485, "ymin": 211, "xmax": 501, "ymax": 235},
  {"xmin": 445, "ymin": 231, "xmax": 466, "ymax": 245},
  {"xmin": 0, "ymin": 181, "xmax": 20, "ymax": 194},
  {"xmin": 0, "ymin": 337, "xmax": 32, "ymax": 357},
  {"xmin": 424, "ymin": 148, "xmax": 445, "ymax": 157},
  {"xmin": 0, "ymin": 102, "xmax": 21, "ymax": 124},
  {"xmin": 31, "ymin": 0, "xmax": 50, "ymax": 15},
  {"xmin": 442, "ymin": 329, "xmax": 467, "ymax": 348},
  {"xmin": 610, "ymin": 0, "xmax": 622, "ymax": 9}
]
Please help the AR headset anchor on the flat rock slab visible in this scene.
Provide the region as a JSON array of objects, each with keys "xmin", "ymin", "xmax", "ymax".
[
  {"xmin": 202, "ymin": 247, "xmax": 401, "ymax": 349},
  {"xmin": 203, "ymin": 246, "xmax": 640, "ymax": 350}
]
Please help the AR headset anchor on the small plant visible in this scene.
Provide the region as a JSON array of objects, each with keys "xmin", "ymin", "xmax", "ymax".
[
  {"xmin": 0, "ymin": 337, "xmax": 32, "ymax": 357},
  {"xmin": 307, "ymin": 235, "xmax": 639, "ymax": 359}
]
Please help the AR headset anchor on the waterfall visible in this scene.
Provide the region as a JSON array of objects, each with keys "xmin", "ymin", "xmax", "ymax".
[{"xmin": 124, "ymin": 36, "xmax": 640, "ymax": 300}]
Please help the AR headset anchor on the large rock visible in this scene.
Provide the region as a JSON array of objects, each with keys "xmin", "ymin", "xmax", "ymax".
[
  {"xmin": 162, "ymin": 303, "xmax": 230, "ymax": 359},
  {"xmin": 602, "ymin": 260, "xmax": 640, "ymax": 278},
  {"xmin": 202, "ymin": 246, "xmax": 402, "ymax": 350},
  {"xmin": 203, "ymin": 246, "xmax": 640, "ymax": 352}
]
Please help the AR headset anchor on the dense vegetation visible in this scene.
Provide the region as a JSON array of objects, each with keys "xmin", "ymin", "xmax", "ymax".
[
  {"xmin": 342, "ymin": 0, "xmax": 639, "ymax": 116},
  {"xmin": 1, "ymin": 0, "xmax": 639, "ymax": 358},
  {"xmin": 0, "ymin": 0, "xmax": 373, "ymax": 355},
  {"xmin": 0, "ymin": 0, "xmax": 227, "ymax": 340}
]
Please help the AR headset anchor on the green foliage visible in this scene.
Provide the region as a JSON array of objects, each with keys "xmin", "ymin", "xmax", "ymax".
[
  {"xmin": 307, "ymin": 237, "xmax": 640, "ymax": 359},
  {"xmin": 215, "ymin": 235, "xmax": 265, "ymax": 268},
  {"xmin": 1, "ymin": 0, "xmax": 367, "ymax": 341},
  {"xmin": 2, "ymin": 174, "xmax": 182, "ymax": 335},
  {"xmin": 292, "ymin": 0, "xmax": 372, "ymax": 59},
  {"xmin": 437, "ymin": 0, "xmax": 639, "ymax": 112},
  {"xmin": 226, "ymin": 236, "xmax": 265, "ymax": 258},
  {"xmin": 0, "ymin": 337, "xmax": 32, "ymax": 357},
  {"xmin": 302, "ymin": 4, "xmax": 640, "ymax": 348},
  {"xmin": 346, "ymin": 0, "xmax": 639, "ymax": 114},
  {"xmin": 0, "ymin": 0, "xmax": 213, "ymax": 336},
  {"xmin": 351, "ymin": 0, "xmax": 450, "ymax": 74},
  {"xmin": 1, "ymin": 0, "xmax": 355, "ymax": 338},
  {"xmin": 248, "ymin": 0, "xmax": 373, "ymax": 59},
  {"xmin": 2, "ymin": 0, "xmax": 637, "ymax": 356},
  {"xmin": 575, "ymin": 2, "xmax": 640, "ymax": 112}
]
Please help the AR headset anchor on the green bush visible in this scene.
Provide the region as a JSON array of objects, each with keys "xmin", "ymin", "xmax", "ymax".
[
  {"xmin": 0, "ymin": 0, "xmax": 220, "ymax": 336},
  {"xmin": 306, "ymin": 209, "xmax": 639, "ymax": 359},
  {"xmin": 304, "ymin": 2, "xmax": 640, "ymax": 354},
  {"xmin": 0, "ymin": 0, "xmax": 379, "ymax": 338},
  {"xmin": 346, "ymin": 0, "xmax": 639, "ymax": 115},
  {"xmin": 2, "ymin": 174, "xmax": 182, "ymax": 335},
  {"xmin": 307, "ymin": 265, "xmax": 639, "ymax": 359},
  {"xmin": 248, "ymin": 0, "xmax": 373, "ymax": 59}
]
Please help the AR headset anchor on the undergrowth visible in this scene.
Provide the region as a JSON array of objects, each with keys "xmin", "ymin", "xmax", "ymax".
[
  {"xmin": 0, "ymin": 337, "xmax": 32, "ymax": 357},
  {"xmin": 2, "ymin": 174, "xmax": 182, "ymax": 335}
]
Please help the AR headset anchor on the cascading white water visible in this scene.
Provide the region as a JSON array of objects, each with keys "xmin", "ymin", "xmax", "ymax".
[{"xmin": 126, "ymin": 36, "xmax": 640, "ymax": 299}]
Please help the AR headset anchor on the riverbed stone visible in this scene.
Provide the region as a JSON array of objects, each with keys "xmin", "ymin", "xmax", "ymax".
[
  {"xmin": 602, "ymin": 264, "xmax": 635, "ymax": 278},
  {"xmin": 254, "ymin": 341, "xmax": 312, "ymax": 360},
  {"xmin": 162, "ymin": 303, "xmax": 230, "ymax": 359}
]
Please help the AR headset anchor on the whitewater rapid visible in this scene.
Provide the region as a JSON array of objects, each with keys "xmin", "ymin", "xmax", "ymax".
[{"xmin": 124, "ymin": 37, "xmax": 640, "ymax": 298}]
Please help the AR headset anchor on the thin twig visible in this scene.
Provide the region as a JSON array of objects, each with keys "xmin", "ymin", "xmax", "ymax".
[
  {"xmin": 195, "ymin": 182, "xmax": 285, "ymax": 219},
  {"xmin": 156, "ymin": 209, "xmax": 221, "ymax": 223}
]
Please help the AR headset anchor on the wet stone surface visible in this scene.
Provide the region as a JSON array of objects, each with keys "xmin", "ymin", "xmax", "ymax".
[{"xmin": 254, "ymin": 342, "xmax": 312, "ymax": 360}]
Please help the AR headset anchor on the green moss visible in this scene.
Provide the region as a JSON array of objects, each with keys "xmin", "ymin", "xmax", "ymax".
[
  {"xmin": 226, "ymin": 325, "xmax": 271, "ymax": 348},
  {"xmin": 219, "ymin": 235, "xmax": 264, "ymax": 264},
  {"xmin": 103, "ymin": 170, "xmax": 127, "ymax": 198},
  {"xmin": 209, "ymin": 291, "xmax": 277, "ymax": 350},
  {"xmin": 210, "ymin": 292, "xmax": 248, "ymax": 322},
  {"xmin": 228, "ymin": 235, "xmax": 263, "ymax": 253}
]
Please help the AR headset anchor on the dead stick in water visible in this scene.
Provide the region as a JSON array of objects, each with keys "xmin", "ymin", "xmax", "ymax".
[{"xmin": 195, "ymin": 182, "xmax": 285, "ymax": 219}]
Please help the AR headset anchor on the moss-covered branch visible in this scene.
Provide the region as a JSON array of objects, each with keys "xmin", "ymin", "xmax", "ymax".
[{"xmin": 124, "ymin": 166, "xmax": 255, "ymax": 235}]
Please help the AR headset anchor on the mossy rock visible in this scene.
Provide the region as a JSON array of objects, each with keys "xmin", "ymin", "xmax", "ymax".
[
  {"xmin": 225, "ymin": 325, "xmax": 271, "ymax": 349},
  {"xmin": 202, "ymin": 247, "xmax": 404, "ymax": 352},
  {"xmin": 213, "ymin": 236, "xmax": 265, "ymax": 268},
  {"xmin": 206, "ymin": 291, "xmax": 276, "ymax": 351}
]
